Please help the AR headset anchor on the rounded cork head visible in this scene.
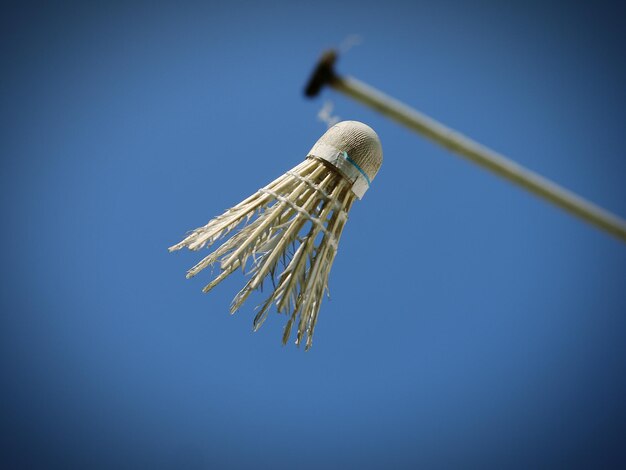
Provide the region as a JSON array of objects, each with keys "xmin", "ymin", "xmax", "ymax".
[{"xmin": 315, "ymin": 120, "xmax": 383, "ymax": 182}]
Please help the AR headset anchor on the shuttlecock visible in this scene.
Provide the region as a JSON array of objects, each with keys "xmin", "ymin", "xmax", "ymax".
[{"xmin": 169, "ymin": 120, "xmax": 383, "ymax": 349}]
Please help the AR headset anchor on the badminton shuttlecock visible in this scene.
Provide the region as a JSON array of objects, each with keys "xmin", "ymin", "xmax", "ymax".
[{"xmin": 169, "ymin": 120, "xmax": 383, "ymax": 349}]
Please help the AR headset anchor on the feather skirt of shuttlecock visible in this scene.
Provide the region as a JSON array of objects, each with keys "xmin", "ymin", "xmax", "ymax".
[{"xmin": 169, "ymin": 157, "xmax": 356, "ymax": 350}]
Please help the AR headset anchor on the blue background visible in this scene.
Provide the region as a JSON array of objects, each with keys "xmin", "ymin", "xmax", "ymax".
[{"xmin": 2, "ymin": 1, "xmax": 625, "ymax": 468}]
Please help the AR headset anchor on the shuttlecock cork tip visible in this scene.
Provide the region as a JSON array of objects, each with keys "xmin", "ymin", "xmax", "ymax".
[{"xmin": 308, "ymin": 120, "xmax": 383, "ymax": 198}]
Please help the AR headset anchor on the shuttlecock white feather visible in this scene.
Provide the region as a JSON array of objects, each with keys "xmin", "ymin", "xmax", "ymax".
[{"xmin": 169, "ymin": 121, "xmax": 383, "ymax": 349}]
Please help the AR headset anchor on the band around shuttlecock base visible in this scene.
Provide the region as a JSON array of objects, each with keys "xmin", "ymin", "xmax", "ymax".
[{"xmin": 307, "ymin": 143, "xmax": 371, "ymax": 199}]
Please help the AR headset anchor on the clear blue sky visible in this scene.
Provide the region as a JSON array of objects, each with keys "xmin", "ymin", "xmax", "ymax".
[{"xmin": 2, "ymin": 1, "xmax": 625, "ymax": 468}]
